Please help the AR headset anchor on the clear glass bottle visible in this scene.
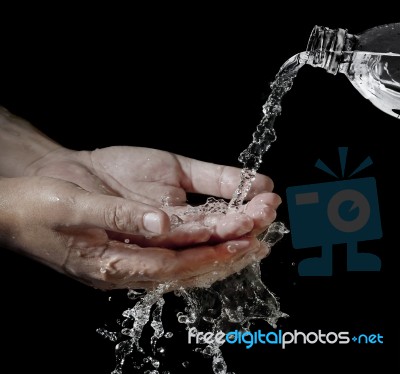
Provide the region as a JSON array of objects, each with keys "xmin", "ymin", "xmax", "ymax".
[{"xmin": 305, "ymin": 23, "xmax": 400, "ymax": 119}]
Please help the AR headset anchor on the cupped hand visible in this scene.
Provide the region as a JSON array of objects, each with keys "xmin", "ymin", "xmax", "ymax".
[
  {"xmin": 1, "ymin": 108, "xmax": 283, "ymax": 291},
  {"xmin": 24, "ymin": 145, "xmax": 280, "ymax": 239},
  {"xmin": 0, "ymin": 176, "xmax": 272, "ymax": 290}
]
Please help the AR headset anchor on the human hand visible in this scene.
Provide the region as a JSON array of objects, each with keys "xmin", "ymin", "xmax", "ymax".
[
  {"xmin": 0, "ymin": 176, "xmax": 275, "ymax": 290},
  {"xmin": 1, "ymin": 108, "xmax": 282, "ymax": 289},
  {"xmin": 24, "ymin": 145, "xmax": 280, "ymax": 240}
]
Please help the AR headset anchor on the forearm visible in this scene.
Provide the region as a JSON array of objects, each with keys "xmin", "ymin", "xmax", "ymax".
[{"xmin": 0, "ymin": 107, "xmax": 61, "ymax": 177}]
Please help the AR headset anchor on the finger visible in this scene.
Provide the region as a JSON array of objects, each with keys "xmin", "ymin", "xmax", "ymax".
[
  {"xmin": 242, "ymin": 192, "xmax": 282, "ymax": 234},
  {"xmin": 70, "ymin": 236, "xmax": 261, "ymax": 286},
  {"xmin": 119, "ymin": 242, "xmax": 270, "ymax": 291},
  {"xmin": 107, "ymin": 223, "xmax": 212, "ymax": 248},
  {"xmin": 177, "ymin": 156, "xmax": 274, "ymax": 199},
  {"xmin": 128, "ymin": 236, "xmax": 263, "ymax": 282},
  {"xmin": 108, "ymin": 209, "xmax": 255, "ymax": 247},
  {"xmin": 66, "ymin": 190, "xmax": 171, "ymax": 236},
  {"xmin": 175, "ymin": 242, "xmax": 270, "ymax": 290},
  {"xmin": 108, "ymin": 212, "xmax": 253, "ymax": 249},
  {"xmin": 208, "ymin": 212, "xmax": 254, "ymax": 242}
]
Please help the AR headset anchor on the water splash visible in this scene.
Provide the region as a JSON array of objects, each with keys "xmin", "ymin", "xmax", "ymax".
[
  {"xmin": 99, "ymin": 222, "xmax": 288, "ymax": 374},
  {"xmin": 99, "ymin": 52, "xmax": 307, "ymax": 373}
]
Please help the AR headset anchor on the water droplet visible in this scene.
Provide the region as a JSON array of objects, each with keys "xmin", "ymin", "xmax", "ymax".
[
  {"xmin": 161, "ymin": 195, "xmax": 173, "ymax": 207},
  {"xmin": 96, "ymin": 328, "xmax": 118, "ymax": 342},
  {"xmin": 213, "ymin": 358, "xmax": 228, "ymax": 374},
  {"xmin": 124, "ymin": 238, "xmax": 130, "ymax": 244},
  {"xmin": 170, "ymin": 214, "xmax": 184, "ymax": 229},
  {"xmin": 122, "ymin": 309, "xmax": 131, "ymax": 318},
  {"xmin": 121, "ymin": 328, "xmax": 132, "ymax": 336},
  {"xmin": 164, "ymin": 332, "xmax": 173, "ymax": 339},
  {"xmin": 227, "ymin": 245, "xmax": 236, "ymax": 253},
  {"xmin": 182, "ymin": 361, "xmax": 190, "ymax": 368}
]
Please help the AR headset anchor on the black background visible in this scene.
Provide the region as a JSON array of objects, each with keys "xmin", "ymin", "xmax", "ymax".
[{"xmin": 0, "ymin": 6, "xmax": 398, "ymax": 374}]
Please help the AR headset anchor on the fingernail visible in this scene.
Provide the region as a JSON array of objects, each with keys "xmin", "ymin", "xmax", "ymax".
[{"xmin": 143, "ymin": 212, "xmax": 162, "ymax": 234}]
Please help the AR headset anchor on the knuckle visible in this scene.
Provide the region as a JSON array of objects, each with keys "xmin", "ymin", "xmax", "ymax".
[{"xmin": 104, "ymin": 203, "xmax": 138, "ymax": 232}]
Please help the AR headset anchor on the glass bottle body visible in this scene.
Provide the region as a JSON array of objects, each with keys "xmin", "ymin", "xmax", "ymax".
[
  {"xmin": 306, "ymin": 24, "xmax": 400, "ymax": 119},
  {"xmin": 342, "ymin": 51, "xmax": 400, "ymax": 118}
]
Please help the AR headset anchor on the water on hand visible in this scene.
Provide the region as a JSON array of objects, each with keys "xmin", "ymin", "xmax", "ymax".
[{"xmin": 98, "ymin": 52, "xmax": 308, "ymax": 374}]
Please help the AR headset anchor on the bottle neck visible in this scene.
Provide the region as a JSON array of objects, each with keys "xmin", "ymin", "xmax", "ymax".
[{"xmin": 306, "ymin": 25, "xmax": 359, "ymax": 75}]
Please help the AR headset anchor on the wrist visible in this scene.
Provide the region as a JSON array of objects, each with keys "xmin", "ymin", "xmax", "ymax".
[
  {"xmin": 0, "ymin": 107, "xmax": 63, "ymax": 177},
  {"xmin": 0, "ymin": 177, "xmax": 20, "ymax": 250}
]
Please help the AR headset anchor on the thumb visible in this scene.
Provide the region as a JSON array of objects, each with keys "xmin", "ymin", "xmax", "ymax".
[{"xmin": 69, "ymin": 191, "xmax": 171, "ymax": 235}]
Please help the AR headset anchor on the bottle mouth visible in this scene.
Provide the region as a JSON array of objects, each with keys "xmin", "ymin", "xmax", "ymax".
[
  {"xmin": 306, "ymin": 25, "xmax": 348, "ymax": 74},
  {"xmin": 306, "ymin": 26, "xmax": 347, "ymax": 54}
]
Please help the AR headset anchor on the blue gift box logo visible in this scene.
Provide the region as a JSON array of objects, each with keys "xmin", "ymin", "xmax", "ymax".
[{"xmin": 286, "ymin": 147, "xmax": 382, "ymax": 276}]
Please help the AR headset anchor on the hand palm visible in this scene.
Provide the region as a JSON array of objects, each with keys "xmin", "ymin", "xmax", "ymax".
[
  {"xmin": 90, "ymin": 146, "xmax": 189, "ymax": 206},
  {"xmin": 32, "ymin": 146, "xmax": 189, "ymax": 206}
]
